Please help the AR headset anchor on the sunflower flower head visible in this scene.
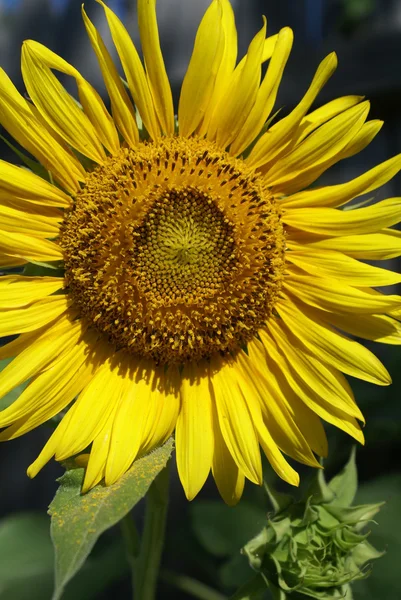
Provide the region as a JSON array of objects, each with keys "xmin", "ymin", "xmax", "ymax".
[
  {"xmin": 0, "ymin": 0, "xmax": 401, "ymax": 503},
  {"xmin": 243, "ymin": 451, "xmax": 384, "ymax": 599}
]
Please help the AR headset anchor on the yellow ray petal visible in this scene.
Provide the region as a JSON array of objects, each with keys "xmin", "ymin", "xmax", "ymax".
[
  {"xmin": 176, "ymin": 363, "xmax": 214, "ymax": 500},
  {"xmin": 274, "ymin": 119, "xmax": 383, "ymax": 197},
  {"xmin": 82, "ymin": 6, "xmax": 138, "ymax": 147},
  {"xmin": 140, "ymin": 368, "xmax": 180, "ymax": 455},
  {"xmin": 264, "ymin": 321, "xmax": 364, "ymax": 422},
  {"xmin": 0, "ymin": 314, "xmax": 84, "ymax": 402},
  {"xmin": 248, "ymin": 338, "xmax": 328, "ymax": 458},
  {"xmin": 283, "ymin": 154, "xmax": 401, "ymax": 209},
  {"xmin": 82, "ymin": 419, "xmax": 114, "ymax": 492},
  {"xmin": 266, "ymin": 102, "xmax": 369, "ymax": 187},
  {"xmin": 284, "ymin": 273, "xmax": 401, "ymax": 314},
  {"xmin": 55, "ymin": 356, "xmax": 127, "ymax": 461},
  {"xmin": 27, "ymin": 413, "xmax": 74, "ymax": 478},
  {"xmin": 21, "ymin": 41, "xmax": 110, "ymax": 162},
  {"xmin": 288, "ymin": 229, "xmax": 401, "ymax": 260},
  {"xmin": 0, "ymin": 331, "xmax": 100, "ymax": 434},
  {"xmin": 283, "ymin": 198, "xmax": 401, "ymax": 236},
  {"xmin": 178, "ymin": 0, "xmax": 224, "ymax": 138},
  {"xmin": 0, "ymin": 254, "xmax": 26, "ymax": 268},
  {"xmin": 230, "ymin": 27, "xmax": 293, "ymax": 156},
  {"xmin": 319, "ymin": 309, "xmax": 401, "ymax": 345},
  {"xmin": 211, "ymin": 402, "xmax": 244, "ymax": 505},
  {"xmin": 0, "ymin": 295, "xmax": 70, "ymax": 337},
  {"xmin": 260, "ymin": 326, "xmax": 365, "ymax": 443},
  {"xmin": 198, "ymin": 0, "xmax": 237, "ymax": 137},
  {"xmin": 0, "ymin": 68, "xmax": 85, "ymax": 193},
  {"xmin": 297, "ymin": 95, "xmax": 364, "ymax": 142},
  {"xmin": 0, "ymin": 203, "xmax": 61, "ymax": 238},
  {"xmin": 97, "ymin": 0, "xmax": 160, "ymax": 140},
  {"xmin": 137, "ymin": 0, "xmax": 174, "ymax": 135},
  {"xmin": 0, "ymin": 159, "xmax": 71, "ymax": 208},
  {"xmin": 211, "ymin": 358, "xmax": 262, "ymax": 485},
  {"xmin": 236, "ymin": 350, "xmax": 320, "ymax": 468},
  {"xmin": 105, "ymin": 362, "xmax": 156, "ymax": 485},
  {"xmin": 212, "ymin": 18, "xmax": 267, "ymax": 150},
  {"xmin": 233, "ymin": 356, "xmax": 300, "ymax": 486},
  {"xmin": 287, "ymin": 247, "xmax": 401, "ymax": 287},
  {"xmin": 277, "ymin": 298, "xmax": 391, "ymax": 385},
  {"xmin": 0, "ymin": 229, "xmax": 62, "ymax": 262},
  {"xmin": 246, "ymin": 52, "xmax": 338, "ymax": 169},
  {"xmin": 0, "ymin": 275, "xmax": 64, "ymax": 309}
]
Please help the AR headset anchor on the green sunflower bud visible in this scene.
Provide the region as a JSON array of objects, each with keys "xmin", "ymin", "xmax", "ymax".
[{"xmin": 242, "ymin": 450, "xmax": 384, "ymax": 599}]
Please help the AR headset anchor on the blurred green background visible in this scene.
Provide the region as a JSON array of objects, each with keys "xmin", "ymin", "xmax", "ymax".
[{"xmin": 0, "ymin": 0, "xmax": 400, "ymax": 598}]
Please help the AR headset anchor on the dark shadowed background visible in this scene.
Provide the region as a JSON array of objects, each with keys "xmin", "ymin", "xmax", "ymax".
[{"xmin": 0, "ymin": 0, "xmax": 400, "ymax": 598}]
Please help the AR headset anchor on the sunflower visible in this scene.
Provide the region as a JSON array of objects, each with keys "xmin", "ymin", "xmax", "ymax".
[{"xmin": 0, "ymin": 0, "xmax": 400, "ymax": 505}]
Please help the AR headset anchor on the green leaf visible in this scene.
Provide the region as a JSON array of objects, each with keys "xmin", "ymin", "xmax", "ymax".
[
  {"xmin": 328, "ymin": 447, "xmax": 358, "ymax": 507},
  {"xmin": 191, "ymin": 501, "xmax": 267, "ymax": 558},
  {"xmin": 49, "ymin": 438, "xmax": 174, "ymax": 600}
]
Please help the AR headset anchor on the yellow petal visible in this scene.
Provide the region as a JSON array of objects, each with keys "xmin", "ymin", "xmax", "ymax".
[
  {"xmin": 105, "ymin": 361, "xmax": 159, "ymax": 485},
  {"xmin": 0, "ymin": 229, "xmax": 62, "ymax": 262},
  {"xmin": 248, "ymin": 338, "xmax": 328, "ymax": 458},
  {"xmin": 82, "ymin": 6, "xmax": 139, "ymax": 147},
  {"xmin": 21, "ymin": 41, "xmax": 110, "ymax": 162},
  {"xmin": 246, "ymin": 52, "xmax": 338, "ymax": 169},
  {"xmin": 0, "ymin": 275, "xmax": 64, "ymax": 308},
  {"xmin": 261, "ymin": 325, "xmax": 365, "ymax": 443},
  {"xmin": 283, "ymin": 198, "xmax": 401, "ymax": 236},
  {"xmin": 284, "ymin": 273, "xmax": 401, "ymax": 314},
  {"xmin": 140, "ymin": 367, "xmax": 180, "ymax": 455},
  {"xmin": 137, "ymin": 0, "xmax": 174, "ymax": 135},
  {"xmin": 178, "ymin": 0, "xmax": 224, "ymax": 137},
  {"xmin": 211, "ymin": 358, "xmax": 262, "ymax": 485},
  {"xmin": 97, "ymin": 0, "xmax": 160, "ymax": 140},
  {"xmin": 287, "ymin": 247, "xmax": 401, "ymax": 287},
  {"xmin": 340, "ymin": 119, "xmax": 383, "ymax": 161},
  {"xmin": 0, "ymin": 203, "xmax": 61, "ymax": 238},
  {"xmin": 325, "ymin": 311, "xmax": 401, "ymax": 345},
  {"xmin": 264, "ymin": 321, "xmax": 364, "ymax": 422},
  {"xmin": 0, "ymin": 331, "xmax": 99, "ymax": 433},
  {"xmin": 0, "ymin": 68, "xmax": 85, "ymax": 193},
  {"xmin": 82, "ymin": 419, "xmax": 113, "ymax": 492},
  {"xmin": 0, "ymin": 314, "xmax": 84, "ymax": 402},
  {"xmin": 0, "ymin": 295, "xmax": 70, "ymax": 337},
  {"xmin": 283, "ymin": 154, "xmax": 401, "ymax": 209},
  {"xmin": 288, "ymin": 229, "xmax": 401, "ymax": 260},
  {"xmin": 277, "ymin": 298, "xmax": 391, "ymax": 385},
  {"xmin": 230, "ymin": 27, "xmax": 293, "ymax": 156},
  {"xmin": 0, "ymin": 159, "xmax": 71, "ymax": 208},
  {"xmin": 265, "ymin": 101, "xmax": 370, "ymax": 187},
  {"xmin": 297, "ymin": 95, "xmax": 364, "ymax": 142},
  {"xmin": 211, "ymin": 402, "xmax": 245, "ymax": 505},
  {"xmin": 213, "ymin": 18, "xmax": 267, "ymax": 149},
  {"xmin": 56, "ymin": 356, "xmax": 126, "ymax": 461},
  {"xmin": 176, "ymin": 363, "xmax": 214, "ymax": 500},
  {"xmin": 236, "ymin": 350, "xmax": 319, "ymax": 468},
  {"xmin": 0, "ymin": 254, "xmax": 26, "ymax": 268},
  {"xmin": 198, "ymin": 0, "xmax": 237, "ymax": 137}
]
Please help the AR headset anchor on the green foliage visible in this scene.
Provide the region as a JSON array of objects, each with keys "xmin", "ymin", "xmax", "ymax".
[
  {"xmin": 0, "ymin": 512, "xmax": 126, "ymax": 600},
  {"xmin": 49, "ymin": 438, "xmax": 173, "ymax": 600},
  {"xmin": 242, "ymin": 452, "xmax": 383, "ymax": 599}
]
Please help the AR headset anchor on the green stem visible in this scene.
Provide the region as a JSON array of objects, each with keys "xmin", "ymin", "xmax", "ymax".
[
  {"xmin": 120, "ymin": 512, "xmax": 141, "ymax": 598},
  {"xmin": 136, "ymin": 463, "xmax": 170, "ymax": 600},
  {"xmin": 162, "ymin": 569, "xmax": 227, "ymax": 600}
]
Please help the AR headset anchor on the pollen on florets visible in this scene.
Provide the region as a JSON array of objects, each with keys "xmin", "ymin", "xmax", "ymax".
[{"xmin": 60, "ymin": 137, "xmax": 285, "ymax": 364}]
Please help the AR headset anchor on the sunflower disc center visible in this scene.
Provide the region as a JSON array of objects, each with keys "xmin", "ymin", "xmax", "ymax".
[{"xmin": 60, "ymin": 137, "xmax": 286, "ymax": 364}]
